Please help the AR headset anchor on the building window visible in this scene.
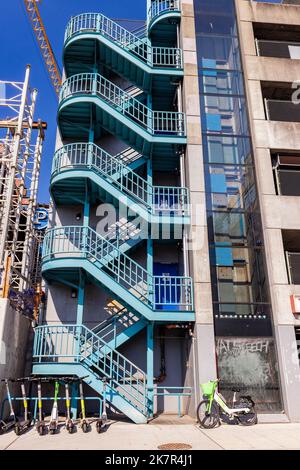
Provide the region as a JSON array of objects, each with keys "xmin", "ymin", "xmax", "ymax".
[
  {"xmin": 254, "ymin": 22, "xmax": 300, "ymax": 60},
  {"xmin": 283, "ymin": 230, "xmax": 300, "ymax": 284},
  {"xmin": 272, "ymin": 153, "xmax": 300, "ymax": 196}
]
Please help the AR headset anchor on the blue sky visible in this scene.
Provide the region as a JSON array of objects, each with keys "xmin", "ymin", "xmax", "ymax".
[{"xmin": 0, "ymin": 0, "xmax": 282, "ymax": 202}]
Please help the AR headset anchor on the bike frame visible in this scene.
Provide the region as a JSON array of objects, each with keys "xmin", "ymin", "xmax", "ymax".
[{"xmin": 208, "ymin": 389, "xmax": 251, "ymax": 415}]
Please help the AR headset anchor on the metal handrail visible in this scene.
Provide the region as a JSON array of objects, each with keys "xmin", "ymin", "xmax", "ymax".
[
  {"xmin": 42, "ymin": 226, "xmax": 194, "ymax": 311},
  {"xmin": 64, "ymin": 12, "xmax": 182, "ymax": 69},
  {"xmin": 33, "ymin": 324, "xmax": 149, "ymax": 415},
  {"xmin": 52, "ymin": 142, "xmax": 189, "ymax": 215},
  {"xmin": 149, "ymin": 0, "xmax": 180, "ymax": 23},
  {"xmin": 91, "ymin": 308, "xmax": 142, "ymax": 345},
  {"xmin": 59, "ymin": 73, "xmax": 186, "ymax": 136}
]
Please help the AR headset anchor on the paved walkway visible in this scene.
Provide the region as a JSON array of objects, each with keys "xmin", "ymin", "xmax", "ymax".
[{"xmin": 2, "ymin": 420, "xmax": 300, "ymax": 450}]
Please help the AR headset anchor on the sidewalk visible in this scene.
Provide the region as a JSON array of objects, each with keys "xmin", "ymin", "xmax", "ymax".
[{"xmin": 2, "ymin": 420, "xmax": 300, "ymax": 450}]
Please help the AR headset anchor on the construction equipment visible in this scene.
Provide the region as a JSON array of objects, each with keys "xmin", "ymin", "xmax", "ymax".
[
  {"xmin": 0, "ymin": 379, "xmax": 18, "ymax": 434},
  {"xmin": 14, "ymin": 379, "xmax": 32, "ymax": 435},
  {"xmin": 23, "ymin": 1, "xmax": 62, "ymax": 96},
  {"xmin": 49, "ymin": 380, "xmax": 60, "ymax": 434}
]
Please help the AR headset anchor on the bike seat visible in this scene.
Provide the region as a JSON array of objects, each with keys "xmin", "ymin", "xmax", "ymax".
[{"xmin": 231, "ymin": 388, "xmax": 240, "ymax": 392}]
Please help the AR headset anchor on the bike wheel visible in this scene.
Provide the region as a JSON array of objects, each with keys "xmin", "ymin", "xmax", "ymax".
[
  {"xmin": 197, "ymin": 399, "xmax": 219, "ymax": 429},
  {"xmin": 237, "ymin": 411, "xmax": 257, "ymax": 426}
]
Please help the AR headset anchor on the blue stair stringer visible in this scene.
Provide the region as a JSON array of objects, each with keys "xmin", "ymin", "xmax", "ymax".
[{"xmin": 34, "ymin": 4, "xmax": 195, "ymax": 423}]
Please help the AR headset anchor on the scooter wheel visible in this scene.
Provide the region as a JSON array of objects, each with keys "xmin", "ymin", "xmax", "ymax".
[
  {"xmin": 37, "ymin": 424, "xmax": 45, "ymax": 436},
  {"xmin": 96, "ymin": 420, "xmax": 105, "ymax": 434},
  {"xmin": 82, "ymin": 422, "xmax": 89, "ymax": 433},
  {"xmin": 68, "ymin": 424, "xmax": 75, "ymax": 434},
  {"xmin": 14, "ymin": 424, "xmax": 21, "ymax": 436},
  {"xmin": 0, "ymin": 423, "xmax": 4, "ymax": 435}
]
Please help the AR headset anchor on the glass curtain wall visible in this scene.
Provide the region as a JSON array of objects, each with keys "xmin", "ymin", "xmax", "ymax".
[{"xmin": 194, "ymin": 0, "xmax": 282, "ymax": 411}]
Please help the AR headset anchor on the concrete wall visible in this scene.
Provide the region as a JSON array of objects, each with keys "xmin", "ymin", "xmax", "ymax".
[
  {"xmin": 236, "ymin": 0, "xmax": 300, "ymax": 421},
  {"xmin": 0, "ymin": 299, "xmax": 31, "ymax": 409}
]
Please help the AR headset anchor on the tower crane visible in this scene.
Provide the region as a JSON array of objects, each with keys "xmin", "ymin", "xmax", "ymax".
[{"xmin": 23, "ymin": 0, "xmax": 62, "ymax": 97}]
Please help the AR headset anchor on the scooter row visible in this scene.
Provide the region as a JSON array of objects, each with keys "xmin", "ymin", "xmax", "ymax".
[{"xmin": 0, "ymin": 376, "xmax": 109, "ymax": 436}]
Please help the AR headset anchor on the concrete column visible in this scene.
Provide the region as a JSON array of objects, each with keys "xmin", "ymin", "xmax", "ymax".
[{"xmin": 235, "ymin": 0, "xmax": 300, "ymax": 421}]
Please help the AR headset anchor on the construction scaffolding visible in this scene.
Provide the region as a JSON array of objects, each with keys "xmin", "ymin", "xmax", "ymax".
[{"xmin": 0, "ymin": 65, "xmax": 45, "ymax": 297}]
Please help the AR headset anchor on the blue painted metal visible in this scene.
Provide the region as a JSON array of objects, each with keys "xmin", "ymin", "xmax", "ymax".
[
  {"xmin": 148, "ymin": 0, "xmax": 181, "ymax": 31},
  {"xmin": 152, "ymin": 386, "xmax": 192, "ymax": 418},
  {"xmin": 64, "ymin": 13, "xmax": 183, "ymax": 70},
  {"xmin": 32, "ymin": 324, "xmax": 150, "ymax": 423},
  {"xmin": 59, "ymin": 74, "xmax": 186, "ymax": 138},
  {"xmin": 51, "ymin": 143, "xmax": 190, "ymax": 221},
  {"xmin": 37, "ymin": 3, "xmax": 195, "ymax": 423},
  {"xmin": 42, "ymin": 226, "xmax": 194, "ymax": 318}
]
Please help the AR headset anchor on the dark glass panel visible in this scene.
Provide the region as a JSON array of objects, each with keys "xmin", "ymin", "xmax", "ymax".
[
  {"xmin": 203, "ymin": 135, "xmax": 252, "ymax": 165},
  {"xmin": 199, "ymin": 69, "xmax": 245, "ymax": 97}
]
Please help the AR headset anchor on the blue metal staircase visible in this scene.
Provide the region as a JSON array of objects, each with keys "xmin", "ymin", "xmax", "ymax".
[
  {"xmin": 63, "ymin": 11, "xmax": 183, "ymax": 103},
  {"xmin": 51, "ymin": 142, "xmax": 189, "ymax": 224},
  {"xmin": 34, "ymin": 2, "xmax": 194, "ymax": 423},
  {"xmin": 33, "ymin": 324, "xmax": 150, "ymax": 423},
  {"xmin": 42, "ymin": 226, "xmax": 194, "ymax": 322}
]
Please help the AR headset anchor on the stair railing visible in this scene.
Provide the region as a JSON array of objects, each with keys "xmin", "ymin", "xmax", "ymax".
[
  {"xmin": 149, "ymin": 0, "xmax": 180, "ymax": 23},
  {"xmin": 52, "ymin": 142, "xmax": 190, "ymax": 215},
  {"xmin": 33, "ymin": 324, "xmax": 149, "ymax": 415},
  {"xmin": 65, "ymin": 13, "xmax": 182, "ymax": 69},
  {"xmin": 42, "ymin": 226, "xmax": 194, "ymax": 311},
  {"xmin": 59, "ymin": 73, "xmax": 186, "ymax": 137}
]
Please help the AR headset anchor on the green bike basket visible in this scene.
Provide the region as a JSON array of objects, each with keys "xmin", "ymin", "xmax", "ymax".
[{"xmin": 200, "ymin": 381, "xmax": 216, "ymax": 396}]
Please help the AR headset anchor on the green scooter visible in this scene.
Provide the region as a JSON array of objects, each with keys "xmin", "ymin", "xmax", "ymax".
[
  {"xmin": 79, "ymin": 378, "xmax": 90, "ymax": 433},
  {"xmin": 49, "ymin": 380, "xmax": 60, "ymax": 434},
  {"xmin": 0, "ymin": 379, "xmax": 17, "ymax": 434}
]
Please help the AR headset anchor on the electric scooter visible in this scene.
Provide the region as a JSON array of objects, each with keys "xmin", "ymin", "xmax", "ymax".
[
  {"xmin": 49, "ymin": 380, "xmax": 60, "ymax": 434},
  {"xmin": 35, "ymin": 379, "xmax": 47, "ymax": 436},
  {"xmin": 96, "ymin": 377, "xmax": 109, "ymax": 434},
  {"xmin": 63, "ymin": 377, "xmax": 76, "ymax": 434},
  {"xmin": 79, "ymin": 378, "xmax": 90, "ymax": 433},
  {"xmin": 14, "ymin": 378, "xmax": 32, "ymax": 435},
  {"xmin": 0, "ymin": 379, "xmax": 17, "ymax": 434}
]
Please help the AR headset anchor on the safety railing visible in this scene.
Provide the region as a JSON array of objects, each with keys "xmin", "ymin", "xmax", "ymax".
[
  {"xmin": 59, "ymin": 74, "xmax": 186, "ymax": 136},
  {"xmin": 52, "ymin": 143, "xmax": 189, "ymax": 215},
  {"xmin": 152, "ymin": 386, "xmax": 192, "ymax": 417},
  {"xmin": 64, "ymin": 12, "xmax": 182, "ymax": 69},
  {"xmin": 42, "ymin": 226, "xmax": 194, "ymax": 311},
  {"xmin": 33, "ymin": 324, "xmax": 149, "ymax": 416},
  {"xmin": 149, "ymin": 0, "xmax": 181, "ymax": 24}
]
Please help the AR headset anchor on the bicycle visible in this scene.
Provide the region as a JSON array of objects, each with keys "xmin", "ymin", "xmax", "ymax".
[{"xmin": 197, "ymin": 380, "xmax": 257, "ymax": 429}]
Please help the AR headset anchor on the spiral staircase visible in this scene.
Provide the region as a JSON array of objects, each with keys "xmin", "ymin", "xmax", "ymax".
[{"xmin": 33, "ymin": 1, "xmax": 194, "ymax": 423}]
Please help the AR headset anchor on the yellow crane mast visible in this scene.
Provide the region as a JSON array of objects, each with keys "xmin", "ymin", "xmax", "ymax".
[{"xmin": 23, "ymin": 0, "xmax": 62, "ymax": 96}]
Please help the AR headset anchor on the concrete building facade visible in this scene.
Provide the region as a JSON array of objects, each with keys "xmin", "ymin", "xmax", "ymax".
[{"xmin": 36, "ymin": 0, "xmax": 300, "ymax": 422}]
